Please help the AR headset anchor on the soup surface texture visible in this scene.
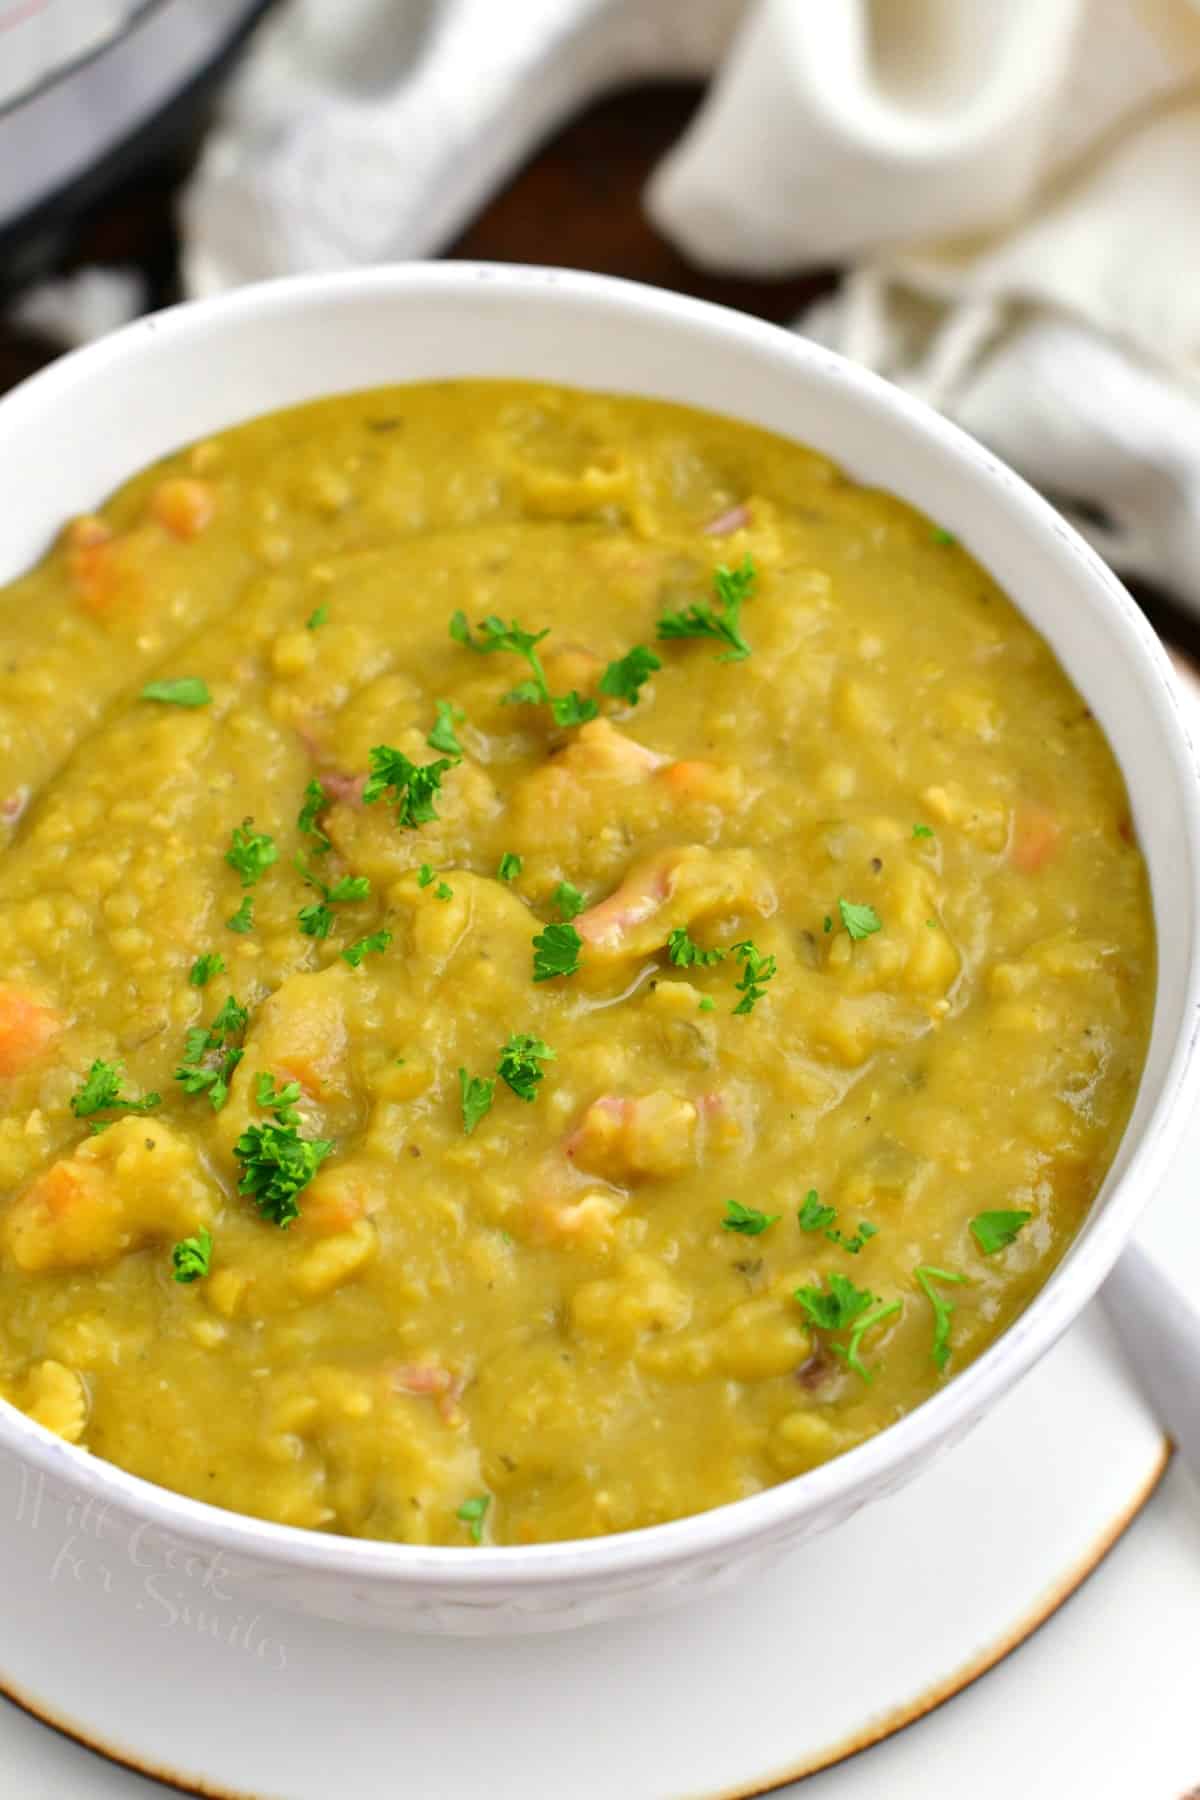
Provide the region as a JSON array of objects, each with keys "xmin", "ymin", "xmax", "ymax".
[{"xmin": 0, "ymin": 382, "xmax": 1153, "ymax": 1545}]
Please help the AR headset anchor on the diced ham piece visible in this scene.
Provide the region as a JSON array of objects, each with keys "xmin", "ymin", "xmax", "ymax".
[
  {"xmin": 316, "ymin": 768, "xmax": 367, "ymax": 809},
  {"xmin": 575, "ymin": 844, "xmax": 775, "ymax": 959},
  {"xmin": 390, "ymin": 1363, "xmax": 466, "ymax": 1423},
  {"xmin": 702, "ymin": 503, "xmax": 751, "ymax": 536},
  {"xmin": 563, "ymin": 718, "xmax": 667, "ymax": 782}
]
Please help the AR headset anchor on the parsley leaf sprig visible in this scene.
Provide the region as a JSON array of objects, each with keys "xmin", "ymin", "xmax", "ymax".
[
  {"xmin": 427, "ymin": 699, "xmax": 465, "ymax": 760},
  {"xmin": 553, "ymin": 880, "xmax": 584, "ymax": 922},
  {"xmin": 832, "ymin": 1299, "xmax": 903, "ymax": 1382},
  {"xmin": 298, "ymin": 779, "xmax": 332, "ymax": 856},
  {"xmin": 666, "ymin": 927, "xmax": 726, "ymax": 969},
  {"xmin": 794, "ymin": 1271, "xmax": 877, "ymax": 1333},
  {"xmin": 915, "ymin": 1265, "xmax": 969, "ymax": 1371},
  {"xmin": 175, "ymin": 994, "xmax": 249, "ymax": 1112},
  {"xmin": 722, "ymin": 1198, "xmax": 779, "ymax": 1236},
  {"xmin": 838, "ymin": 898, "xmax": 882, "ymax": 941},
  {"xmin": 172, "ymin": 1229, "xmax": 213, "ymax": 1284},
  {"xmin": 458, "ymin": 1068, "xmax": 496, "ymax": 1135},
  {"xmin": 189, "ymin": 952, "xmax": 226, "ymax": 988},
  {"xmin": 255, "ymin": 1071, "xmax": 303, "ymax": 1126},
  {"xmin": 599, "ymin": 646, "xmax": 661, "ymax": 707},
  {"xmin": 226, "ymin": 821, "xmax": 277, "ymax": 888},
  {"xmin": 226, "ymin": 896, "xmax": 254, "ymax": 934},
  {"xmin": 296, "ymin": 856, "xmax": 371, "ymax": 939},
  {"xmin": 70, "ymin": 1059, "xmax": 161, "ymax": 1131},
  {"xmin": 235, "ymin": 1121, "xmax": 332, "ymax": 1229},
  {"xmin": 731, "ymin": 939, "xmax": 776, "ymax": 1014},
  {"xmin": 795, "ymin": 1272, "xmax": 900, "ymax": 1383},
  {"xmin": 234, "ymin": 1074, "xmax": 333, "ymax": 1228},
  {"xmin": 657, "ymin": 555, "xmax": 756, "ymax": 663},
  {"xmin": 456, "ymin": 1493, "xmax": 491, "ymax": 1543},
  {"xmin": 342, "ymin": 928, "xmax": 392, "ymax": 969},
  {"xmin": 362, "ymin": 746, "xmax": 452, "ymax": 829},
  {"xmin": 449, "ymin": 612, "xmax": 599, "ymax": 727},
  {"xmin": 141, "ymin": 677, "xmax": 211, "ymax": 708},
  {"xmin": 798, "ymin": 1189, "xmax": 878, "ymax": 1255},
  {"xmin": 497, "ymin": 1034, "xmax": 556, "ymax": 1102},
  {"xmin": 497, "ymin": 852, "xmax": 523, "ymax": 883},
  {"xmin": 532, "ymin": 922, "xmax": 583, "ymax": 982},
  {"xmin": 970, "ymin": 1210, "xmax": 1032, "ymax": 1256}
]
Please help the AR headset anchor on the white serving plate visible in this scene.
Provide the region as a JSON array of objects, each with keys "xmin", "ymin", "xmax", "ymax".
[
  {"xmin": 0, "ymin": 1258, "xmax": 1172, "ymax": 1798},
  {"xmin": 0, "ymin": 264, "xmax": 1197, "ymax": 1639}
]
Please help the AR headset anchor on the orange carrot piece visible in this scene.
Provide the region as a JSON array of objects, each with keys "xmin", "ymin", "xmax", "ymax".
[
  {"xmin": 0, "ymin": 985, "xmax": 62, "ymax": 1076},
  {"xmin": 1011, "ymin": 805, "xmax": 1061, "ymax": 874}
]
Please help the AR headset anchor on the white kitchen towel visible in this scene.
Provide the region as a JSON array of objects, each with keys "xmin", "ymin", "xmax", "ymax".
[{"xmin": 181, "ymin": 0, "xmax": 1200, "ymax": 605}]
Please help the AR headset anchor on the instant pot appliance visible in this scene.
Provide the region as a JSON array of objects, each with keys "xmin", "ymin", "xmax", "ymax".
[{"xmin": 0, "ymin": 0, "xmax": 273, "ymax": 278}]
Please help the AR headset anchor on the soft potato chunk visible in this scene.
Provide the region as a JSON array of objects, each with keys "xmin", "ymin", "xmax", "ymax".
[
  {"xmin": 3, "ymin": 1118, "xmax": 216, "ymax": 1273},
  {"xmin": 565, "ymin": 1091, "xmax": 698, "ymax": 1182}
]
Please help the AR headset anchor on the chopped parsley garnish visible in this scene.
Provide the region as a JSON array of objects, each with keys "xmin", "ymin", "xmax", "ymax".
[
  {"xmin": 141, "ymin": 676, "xmax": 211, "ymax": 707},
  {"xmin": 731, "ymin": 939, "xmax": 776, "ymax": 1013},
  {"xmin": 722, "ymin": 1198, "xmax": 779, "ymax": 1236},
  {"xmin": 657, "ymin": 554, "xmax": 756, "ymax": 662},
  {"xmin": 794, "ymin": 1271, "xmax": 877, "ymax": 1333},
  {"xmin": 912, "ymin": 823, "xmax": 934, "ymax": 840},
  {"xmin": 70, "ymin": 1060, "xmax": 160, "ymax": 1125},
  {"xmin": 698, "ymin": 995, "xmax": 715, "ymax": 1013},
  {"xmin": 599, "ymin": 645, "xmax": 661, "ymax": 707},
  {"xmin": 449, "ymin": 611, "xmax": 598, "ymax": 726},
  {"xmin": 550, "ymin": 690, "xmax": 599, "ymax": 728},
  {"xmin": 189, "ymin": 952, "xmax": 226, "ymax": 988},
  {"xmin": 234, "ymin": 1119, "xmax": 333, "ymax": 1229},
  {"xmin": 226, "ymin": 821, "xmax": 278, "ymax": 887},
  {"xmin": 915, "ymin": 1265, "xmax": 969, "ymax": 1371},
  {"xmin": 497, "ymin": 853, "xmax": 522, "ymax": 883},
  {"xmin": 458, "ymin": 1068, "xmax": 496, "ymax": 1135},
  {"xmin": 362, "ymin": 745, "xmax": 452, "ymax": 829},
  {"xmin": 172, "ymin": 1229, "xmax": 213, "ymax": 1284},
  {"xmin": 497, "ymin": 1034, "xmax": 556, "ymax": 1102},
  {"xmin": 532, "ymin": 922, "xmax": 582, "ymax": 982},
  {"xmin": 417, "ymin": 864, "xmax": 435, "ymax": 887},
  {"xmin": 832, "ymin": 1299, "xmax": 903, "ymax": 1382},
  {"xmin": 838, "ymin": 898, "xmax": 882, "ymax": 941},
  {"xmin": 666, "ymin": 927, "xmax": 726, "ymax": 969},
  {"xmin": 427, "ymin": 699, "xmax": 465, "ymax": 759},
  {"xmin": 297, "ymin": 900, "xmax": 336, "ymax": 939},
  {"xmin": 970, "ymin": 1210, "xmax": 1032, "ymax": 1256},
  {"xmin": 226, "ymin": 896, "xmax": 254, "ymax": 933},
  {"xmin": 298, "ymin": 778, "xmax": 332, "ymax": 855},
  {"xmin": 553, "ymin": 880, "xmax": 584, "ymax": 922},
  {"xmin": 931, "ymin": 527, "xmax": 957, "ymax": 546},
  {"xmin": 342, "ymin": 929, "xmax": 392, "ymax": 968},
  {"xmin": 306, "ymin": 604, "xmax": 329, "ymax": 630},
  {"xmin": 296, "ymin": 859, "xmax": 370, "ymax": 937},
  {"xmin": 822, "ymin": 915, "xmax": 832, "ymax": 933},
  {"xmin": 797, "ymin": 1190, "xmax": 836, "ymax": 1234},
  {"xmin": 255, "ymin": 1071, "xmax": 302, "ymax": 1126},
  {"xmin": 797, "ymin": 1190, "xmax": 878, "ymax": 1255},
  {"xmin": 210, "ymin": 994, "xmax": 249, "ymax": 1040},
  {"xmin": 456, "ymin": 1493, "xmax": 490, "ymax": 1543},
  {"xmin": 434, "ymin": 881, "xmax": 453, "ymax": 901},
  {"xmin": 175, "ymin": 994, "xmax": 248, "ymax": 1111}
]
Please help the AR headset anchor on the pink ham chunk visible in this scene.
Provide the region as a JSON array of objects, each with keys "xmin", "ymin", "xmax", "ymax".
[{"xmin": 575, "ymin": 845, "xmax": 775, "ymax": 959}]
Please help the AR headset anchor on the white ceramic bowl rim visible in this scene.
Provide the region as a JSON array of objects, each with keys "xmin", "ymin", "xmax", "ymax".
[{"xmin": 2, "ymin": 262, "xmax": 1198, "ymax": 1592}]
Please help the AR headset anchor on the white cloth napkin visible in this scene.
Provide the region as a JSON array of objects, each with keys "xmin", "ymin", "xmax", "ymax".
[{"xmin": 179, "ymin": 0, "xmax": 1200, "ymax": 607}]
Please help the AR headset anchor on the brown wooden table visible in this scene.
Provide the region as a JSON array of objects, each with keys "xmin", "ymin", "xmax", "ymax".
[{"xmin": 3, "ymin": 78, "xmax": 1194, "ymax": 658}]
